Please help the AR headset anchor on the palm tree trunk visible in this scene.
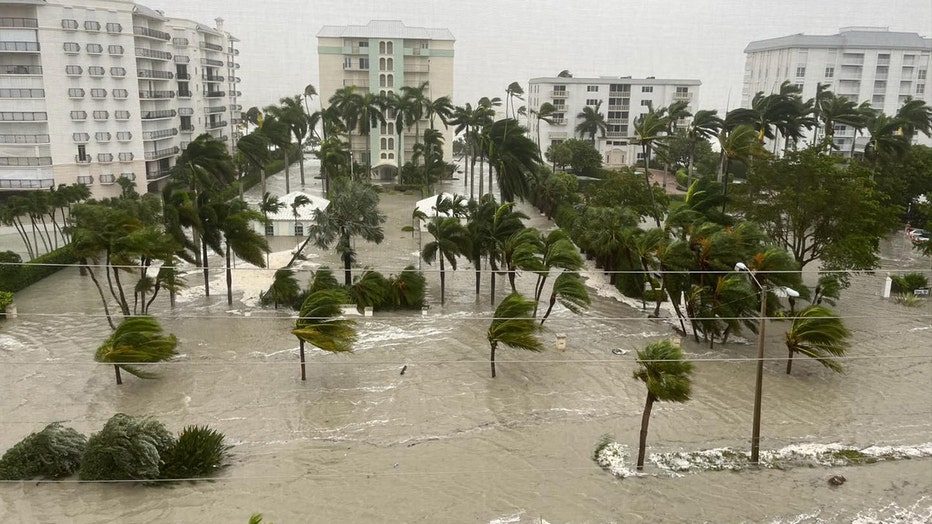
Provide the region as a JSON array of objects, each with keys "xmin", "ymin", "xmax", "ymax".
[
  {"xmin": 636, "ymin": 393, "xmax": 655, "ymax": 470},
  {"xmin": 113, "ymin": 364, "xmax": 122, "ymax": 385},
  {"xmin": 439, "ymin": 256, "xmax": 446, "ymax": 305},
  {"xmin": 299, "ymin": 340, "xmax": 306, "ymax": 381},
  {"xmin": 643, "ymin": 151, "xmax": 661, "ymax": 228},
  {"xmin": 490, "ymin": 341, "xmax": 497, "ymax": 378},
  {"xmin": 540, "ymin": 293, "xmax": 557, "ymax": 325},
  {"xmin": 474, "ymin": 256, "xmax": 481, "ymax": 296},
  {"xmin": 299, "ymin": 152, "xmax": 306, "ymax": 186},
  {"xmin": 479, "ymin": 150, "xmax": 485, "ymax": 197},
  {"xmin": 260, "ymin": 167, "xmax": 266, "ymax": 198},
  {"xmin": 786, "ymin": 348, "xmax": 794, "ymax": 375},
  {"xmin": 83, "ymin": 261, "xmax": 117, "ymax": 330},
  {"xmin": 226, "ymin": 242, "xmax": 233, "ymax": 306},
  {"xmin": 490, "ymin": 260, "xmax": 497, "ymax": 306},
  {"xmin": 202, "ymin": 238, "xmax": 211, "ymax": 297},
  {"xmin": 12, "ymin": 219, "xmax": 35, "ymax": 260},
  {"xmin": 284, "ymin": 151, "xmax": 291, "ymax": 193}
]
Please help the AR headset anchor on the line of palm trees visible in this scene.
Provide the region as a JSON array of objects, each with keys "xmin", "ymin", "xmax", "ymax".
[{"xmin": 0, "ymin": 184, "xmax": 91, "ymax": 259}]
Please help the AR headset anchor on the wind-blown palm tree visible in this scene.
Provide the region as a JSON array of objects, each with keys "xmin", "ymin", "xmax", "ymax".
[
  {"xmin": 505, "ymin": 81, "xmax": 525, "ymax": 120},
  {"xmin": 717, "ymin": 124, "xmax": 758, "ymax": 213},
  {"xmin": 895, "ymin": 97, "xmax": 932, "ymax": 142},
  {"xmin": 290, "ymin": 194, "xmax": 311, "ymax": 235},
  {"xmin": 486, "ymin": 292, "xmax": 544, "ymax": 378},
  {"xmin": 784, "ymin": 305, "xmax": 850, "ymax": 374},
  {"xmin": 95, "ymin": 317, "xmax": 178, "ymax": 385},
  {"xmin": 633, "ymin": 339, "xmax": 693, "ymax": 470},
  {"xmin": 292, "ymin": 289, "xmax": 357, "ymax": 381},
  {"xmin": 421, "ymin": 216, "xmax": 470, "ymax": 305},
  {"xmin": 531, "ymin": 102, "xmax": 558, "ymax": 153},
  {"xmin": 207, "ymin": 198, "xmax": 269, "ymax": 305},
  {"xmin": 486, "ymin": 118, "xmax": 540, "ymax": 202},
  {"xmin": 354, "ymin": 91, "xmax": 387, "ymax": 179},
  {"xmin": 633, "ymin": 105, "xmax": 669, "ymax": 226},
  {"xmin": 531, "ymin": 229, "xmax": 583, "ymax": 315},
  {"xmin": 575, "ymin": 101, "xmax": 607, "ymax": 144},
  {"xmin": 539, "ymin": 272, "xmax": 589, "ymax": 325},
  {"xmin": 684, "ymin": 110, "xmax": 723, "ymax": 187},
  {"xmin": 863, "ymin": 111, "xmax": 910, "ymax": 170}
]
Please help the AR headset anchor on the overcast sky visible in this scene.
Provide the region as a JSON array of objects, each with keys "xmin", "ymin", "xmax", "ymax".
[{"xmin": 149, "ymin": 0, "xmax": 932, "ymax": 114}]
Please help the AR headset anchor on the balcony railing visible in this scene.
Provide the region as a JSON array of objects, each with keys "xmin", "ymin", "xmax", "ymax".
[
  {"xmin": 135, "ymin": 48, "xmax": 172, "ymax": 61},
  {"xmin": 180, "ymin": 124, "xmax": 194, "ymax": 133},
  {"xmin": 230, "ymin": 104, "xmax": 242, "ymax": 111},
  {"xmin": 139, "ymin": 90, "xmax": 176, "ymax": 99},
  {"xmin": 231, "ymin": 118, "xmax": 243, "ymax": 125},
  {"xmin": 550, "ymin": 118, "xmax": 566, "ymax": 126},
  {"xmin": 606, "ymin": 131, "xmax": 626, "ymax": 138},
  {"xmin": 203, "ymin": 75, "xmax": 224, "ymax": 82},
  {"xmin": 143, "ymin": 128, "xmax": 178, "ymax": 140},
  {"xmin": 0, "ymin": 178, "xmax": 54, "ymax": 189},
  {"xmin": 146, "ymin": 169, "xmax": 171, "ymax": 181},
  {"xmin": 232, "ymin": 76, "xmax": 241, "ymax": 83},
  {"xmin": 205, "ymin": 91, "xmax": 225, "ymax": 98},
  {"xmin": 174, "ymin": 55, "xmax": 190, "ymax": 64},
  {"xmin": 176, "ymin": 72, "xmax": 191, "ymax": 80},
  {"xmin": 133, "ymin": 26, "xmax": 171, "ymax": 41},
  {"xmin": 606, "ymin": 118, "xmax": 629, "ymax": 125},
  {"xmin": 0, "ymin": 65, "xmax": 42, "ymax": 75},
  {"xmin": 97, "ymin": 153, "xmax": 113, "ymax": 163},
  {"xmin": 232, "ymin": 91, "xmax": 242, "ymax": 97},
  {"xmin": 75, "ymin": 155, "xmax": 91, "ymax": 164},
  {"xmin": 141, "ymin": 109, "xmax": 177, "ymax": 120},
  {"xmin": 607, "ymin": 105, "xmax": 629, "ymax": 111},
  {"xmin": 206, "ymin": 120, "xmax": 227, "ymax": 129},
  {"xmin": 551, "ymin": 90, "xmax": 569, "ymax": 98},
  {"xmin": 177, "ymin": 90, "xmax": 192, "ymax": 98},
  {"xmin": 1, "ymin": 18, "xmax": 38, "ymax": 28},
  {"xmin": 145, "ymin": 147, "xmax": 179, "ymax": 160},
  {"xmin": 0, "ymin": 134, "xmax": 49, "ymax": 144},
  {"xmin": 202, "ymin": 58, "xmax": 224, "ymax": 67},
  {"xmin": 138, "ymin": 69, "xmax": 174, "ymax": 79},
  {"xmin": 201, "ymin": 42, "xmax": 223, "ymax": 52},
  {"xmin": 173, "ymin": 37, "xmax": 189, "ymax": 47},
  {"xmin": 205, "ymin": 106, "xmax": 227, "ymax": 113},
  {"xmin": 673, "ymin": 92, "xmax": 693, "ymax": 101},
  {"xmin": 0, "ymin": 41, "xmax": 40, "ymax": 52}
]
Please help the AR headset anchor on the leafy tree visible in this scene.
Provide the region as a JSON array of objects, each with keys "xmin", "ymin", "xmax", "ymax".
[
  {"xmin": 733, "ymin": 149, "xmax": 901, "ymax": 271},
  {"xmin": 94, "ymin": 317, "xmax": 178, "ymax": 385},
  {"xmin": 632, "ymin": 340, "xmax": 693, "ymax": 470},
  {"xmin": 486, "ymin": 293, "xmax": 544, "ymax": 378},
  {"xmin": 292, "ymin": 289, "xmax": 357, "ymax": 381},
  {"xmin": 0, "ymin": 423, "xmax": 86, "ymax": 480},
  {"xmin": 556, "ymin": 138, "xmax": 602, "ymax": 176},
  {"xmin": 159, "ymin": 425, "xmax": 231, "ymax": 480},
  {"xmin": 530, "ymin": 229, "xmax": 583, "ymax": 315},
  {"xmin": 586, "ymin": 168, "xmax": 669, "ymax": 221},
  {"xmin": 79, "ymin": 414, "xmax": 175, "ymax": 481},
  {"xmin": 421, "ymin": 216, "xmax": 470, "ymax": 305},
  {"xmin": 784, "ymin": 305, "xmax": 851, "ymax": 374},
  {"xmin": 304, "ymin": 179, "xmax": 386, "ymax": 285}
]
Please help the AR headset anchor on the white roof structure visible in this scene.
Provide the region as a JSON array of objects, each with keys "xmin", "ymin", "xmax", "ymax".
[
  {"xmin": 414, "ymin": 193, "xmax": 459, "ymax": 219},
  {"xmin": 317, "ymin": 20, "xmax": 455, "ymax": 41},
  {"xmin": 266, "ymin": 192, "xmax": 330, "ymax": 222}
]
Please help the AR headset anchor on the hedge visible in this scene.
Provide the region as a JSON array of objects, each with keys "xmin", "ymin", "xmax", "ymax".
[{"xmin": 0, "ymin": 246, "xmax": 76, "ymax": 293}]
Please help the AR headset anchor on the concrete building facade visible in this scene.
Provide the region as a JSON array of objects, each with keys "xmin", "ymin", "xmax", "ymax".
[
  {"xmin": 527, "ymin": 76, "xmax": 700, "ymax": 168},
  {"xmin": 0, "ymin": 0, "xmax": 242, "ymax": 197},
  {"xmin": 317, "ymin": 20, "xmax": 454, "ymax": 180},
  {"xmin": 743, "ymin": 27, "xmax": 932, "ymax": 153}
]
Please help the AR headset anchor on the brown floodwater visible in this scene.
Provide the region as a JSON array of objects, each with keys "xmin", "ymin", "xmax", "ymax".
[{"xmin": 1, "ymin": 159, "xmax": 930, "ymax": 523}]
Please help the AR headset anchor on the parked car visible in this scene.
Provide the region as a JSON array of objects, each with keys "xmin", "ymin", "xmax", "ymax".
[{"xmin": 908, "ymin": 228, "xmax": 930, "ymax": 244}]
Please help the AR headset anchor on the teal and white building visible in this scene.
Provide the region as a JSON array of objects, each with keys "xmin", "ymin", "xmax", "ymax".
[{"xmin": 317, "ymin": 20, "xmax": 455, "ymax": 180}]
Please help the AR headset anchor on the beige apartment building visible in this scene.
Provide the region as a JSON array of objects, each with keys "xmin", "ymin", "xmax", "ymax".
[
  {"xmin": 317, "ymin": 20, "xmax": 454, "ymax": 180},
  {"xmin": 0, "ymin": 0, "xmax": 242, "ymax": 197}
]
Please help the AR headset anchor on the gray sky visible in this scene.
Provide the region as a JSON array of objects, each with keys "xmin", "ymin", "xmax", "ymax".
[{"xmin": 150, "ymin": 0, "xmax": 932, "ymax": 114}]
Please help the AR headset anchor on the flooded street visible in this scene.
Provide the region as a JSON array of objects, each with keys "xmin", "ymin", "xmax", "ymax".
[{"xmin": 1, "ymin": 160, "xmax": 930, "ymax": 522}]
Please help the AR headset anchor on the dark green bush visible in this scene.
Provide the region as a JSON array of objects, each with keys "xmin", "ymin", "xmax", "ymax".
[
  {"xmin": 0, "ymin": 290, "xmax": 13, "ymax": 311},
  {"xmin": 0, "ymin": 246, "xmax": 75, "ymax": 292},
  {"xmin": 79, "ymin": 413, "xmax": 175, "ymax": 481},
  {"xmin": 385, "ymin": 266, "xmax": 426, "ymax": 309},
  {"xmin": 349, "ymin": 270, "xmax": 390, "ymax": 311},
  {"xmin": 0, "ymin": 423, "xmax": 87, "ymax": 480},
  {"xmin": 160, "ymin": 425, "xmax": 231, "ymax": 480},
  {"xmin": 554, "ymin": 204, "xmax": 579, "ymax": 231},
  {"xmin": 0, "ymin": 250, "xmax": 22, "ymax": 291},
  {"xmin": 891, "ymin": 273, "xmax": 929, "ymax": 294}
]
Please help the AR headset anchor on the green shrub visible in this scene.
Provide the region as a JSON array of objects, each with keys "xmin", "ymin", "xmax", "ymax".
[
  {"xmin": 79, "ymin": 413, "xmax": 175, "ymax": 481},
  {"xmin": 554, "ymin": 204, "xmax": 579, "ymax": 231},
  {"xmin": 675, "ymin": 169, "xmax": 688, "ymax": 188},
  {"xmin": 385, "ymin": 266, "xmax": 426, "ymax": 309},
  {"xmin": 0, "ymin": 291, "xmax": 13, "ymax": 311},
  {"xmin": 894, "ymin": 292, "xmax": 923, "ymax": 307},
  {"xmin": 643, "ymin": 289, "xmax": 667, "ymax": 303},
  {"xmin": 0, "ymin": 250, "xmax": 22, "ymax": 291},
  {"xmin": 891, "ymin": 273, "xmax": 928, "ymax": 294},
  {"xmin": 160, "ymin": 425, "xmax": 231, "ymax": 480},
  {"xmin": 349, "ymin": 270, "xmax": 390, "ymax": 311},
  {"xmin": 0, "ymin": 246, "xmax": 76, "ymax": 293},
  {"xmin": 0, "ymin": 423, "xmax": 86, "ymax": 480}
]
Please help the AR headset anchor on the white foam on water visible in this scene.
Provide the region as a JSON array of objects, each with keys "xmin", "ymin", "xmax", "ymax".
[
  {"xmin": 489, "ymin": 510, "xmax": 525, "ymax": 524},
  {"xmin": 594, "ymin": 442, "xmax": 643, "ymax": 479}
]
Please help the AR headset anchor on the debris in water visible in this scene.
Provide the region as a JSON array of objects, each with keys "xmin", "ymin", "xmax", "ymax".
[
  {"xmin": 611, "ymin": 348, "xmax": 628, "ymax": 356},
  {"xmin": 829, "ymin": 475, "xmax": 846, "ymax": 486},
  {"xmin": 400, "ymin": 365, "xmax": 407, "ymax": 375}
]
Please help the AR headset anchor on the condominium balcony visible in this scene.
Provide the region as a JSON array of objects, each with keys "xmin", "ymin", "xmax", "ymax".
[
  {"xmin": 0, "ymin": 18, "xmax": 38, "ymax": 29},
  {"xmin": 227, "ymin": 62, "xmax": 240, "ymax": 69},
  {"xmin": 206, "ymin": 120, "xmax": 227, "ymax": 129},
  {"xmin": 202, "ymin": 58, "xmax": 224, "ymax": 67},
  {"xmin": 146, "ymin": 169, "xmax": 172, "ymax": 181},
  {"xmin": 229, "ymin": 48, "xmax": 239, "ymax": 56},
  {"xmin": 0, "ymin": 134, "xmax": 49, "ymax": 144},
  {"xmin": 176, "ymin": 72, "xmax": 191, "ymax": 80},
  {"xmin": 139, "ymin": 90, "xmax": 176, "ymax": 99},
  {"xmin": 201, "ymin": 41, "xmax": 223, "ymax": 52},
  {"xmin": 205, "ymin": 91, "xmax": 225, "ymax": 98},
  {"xmin": 608, "ymin": 104, "xmax": 630, "ymax": 111},
  {"xmin": 136, "ymin": 48, "xmax": 172, "ymax": 61},
  {"xmin": 203, "ymin": 75, "xmax": 224, "ymax": 83},
  {"xmin": 606, "ymin": 118, "xmax": 629, "ymax": 125},
  {"xmin": 232, "ymin": 76, "xmax": 241, "ymax": 83},
  {"xmin": 143, "ymin": 128, "xmax": 178, "ymax": 140},
  {"xmin": 550, "ymin": 118, "xmax": 566, "ymax": 126},
  {"xmin": 205, "ymin": 106, "xmax": 227, "ymax": 113},
  {"xmin": 97, "ymin": 153, "xmax": 113, "ymax": 164},
  {"xmin": 180, "ymin": 124, "xmax": 194, "ymax": 133},
  {"xmin": 75, "ymin": 155, "xmax": 91, "ymax": 164},
  {"xmin": 551, "ymin": 90, "xmax": 569, "ymax": 98},
  {"xmin": 0, "ymin": 41, "xmax": 40, "ymax": 52},
  {"xmin": 0, "ymin": 64, "xmax": 41, "ymax": 75},
  {"xmin": 172, "ymin": 37, "xmax": 189, "ymax": 47},
  {"xmin": 606, "ymin": 131, "xmax": 626, "ymax": 138},
  {"xmin": 133, "ymin": 26, "xmax": 171, "ymax": 41},
  {"xmin": 673, "ymin": 92, "xmax": 693, "ymax": 101},
  {"xmin": 174, "ymin": 55, "xmax": 190, "ymax": 64},
  {"xmin": 144, "ymin": 146, "xmax": 180, "ymax": 160},
  {"xmin": 232, "ymin": 91, "xmax": 241, "ymax": 97},
  {"xmin": 0, "ymin": 178, "xmax": 54, "ymax": 190},
  {"xmin": 141, "ymin": 109, "xmax": 177, "ymax": 120},
  {"xmin": 231, "ymin": 118, "xmax": 242, "ymax": 125},
  {"xmin": 138, "ymin": 69, "xmax": 174, "ymax": 79},
  {"xmin": 177, "ymin": 89, "xmax": 192, "ymax": 98}
]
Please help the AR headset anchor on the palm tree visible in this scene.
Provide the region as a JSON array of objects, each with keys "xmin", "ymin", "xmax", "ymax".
[
  {"xmin": 784, "ymin": 305, "xmax": 851, "ymax": 374},
  {"xmin": 575, "ymin": 101, "xmax": 607, "ymax": 144},
  {"xmin": 400, "ymin": 81, "xmax": 429, "ymax": 169},
  {"xmin": 292, "ymin": 289, "xmax": 357, "ymax": 381},
  {"xmin": 632, "ymin": 339, "xmax": 693, "ymax": 470},
  {"xmin": 530, "ymin": 229, "xmax": 583, "ymax": 315},
  {"xmin": 282, "ymin": 95, "xmax": 312, "ymax": 186},
  {"xmin": 863, "ymin": 111, "xmax": 910, "ymax": 170},
  {"xmin": 717, "ymin": 124, "xmax": 758, "ymax": 213},
  {"xmin": 539, "ymin": 272, "xmax": 590, "ymax": 325},
  {"xmin": 486, "ymin": 293, "xmax": 544, "ymax": 378},
  {"xmin": 486, "ymin": 118, "xmax": 540, "ymax": 202},
  {"xmin": 314, "ymin": 136, "xmax": 349, "ymax": 197},
  {"xmin": 95, "ymin": 317, "xmax": 178, "ymax": 385},
  {"xmin": 305, "ymin": 178, "xmax": 386, "ymax": 285},
  {"xmin": 354, "ymin": 91, "xmax": 387, "ymax": 179},
  {"xmin": 531, "ymin": 102, "xmax": 558, "ymax": 153},
  {"xmin": 258, "ymin": 192, "xmax": 284, "ymax": 232},
  {"xmin": 290, "ymin": 194, "xmax": 311, "ymax": 235},
  {"xmin": 207, "ymin": 198, "xmax": 269, "ymax": 305},
  {"xmin": 633, "ymin": 105, "xmax": 669, "ymax": 226},
  {"xmin": 421, "ymin": 216, "xmax": 470, "ymax": 305},
  {"xmin": 684, "ymin": 110, "xmax": 723, "ymax": 187},
  {"xmin": 302, "ymin": 83, "xmax": 318, "ymax": 120},
  {"xmin": 505, "ymin": 81, "xmax": 525, "ymax": 120},
  {"xmin": 895, "ymin": 97, "xmax": 932, "ymax": 142},
  {"xmin": 262, "ymin": 268, "xmax": 300, "ymax": 309}
]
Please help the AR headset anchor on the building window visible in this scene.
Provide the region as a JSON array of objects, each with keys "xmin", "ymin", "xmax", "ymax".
[
  {"xmin": 874, "ymin": 80, "xmax": 887, "ymax": 90},
  {"xmin": 76, "ymin": 144, "xmax": 87, "ymax": 161},
  {"xmin": 106, "ymin": 22, "xmax": 122, "ymax": 33},
  {"xmin": 84, "ymin": 20, "xmax": 100, "ymax": 31},
  {"xmin": 99, "ymin": 174, "xmax": 115, "ymax": 184},
  {"xmin": 115, "ymin": 110, "xmax": 130, "ymax": 120},
  {"xmin": 587, "ymin": 85, "xmax": 599, "ymax": 92},
  {"xmin": 918, "ymin": 84, "xmax": 926, "ymax": 95},
  {"xmin": 641, "ymin": 86, "xmax": 653, "ymax": 93},
  {"xmin": 72, "ymin": 133, "xmax": 89, "ymax": 142},
  {"xmin": 294, "ymin": 223, "xmax": 304, "ymax": 236},
  {"xmin": 379, "ymin": 74, "xmax": 386, "ymax": 87},
  {"xmin": 90, "ymin": 88, "xmax": 107, "ymax": 98},
  {"xmin": 358, "ymin": 41, "xmax": 368, "ymax": 48},
  {"xmin": 380, "ymin": 137, "xmax": 387, "ymax": 149},
  {"xmin": 110, "ymin": 67, "xmax": 126, "ymax": 77},
  {"xmin": 70, "ymin": 110, "xmax": 87, "ymax": 120},
  {"xmin": 825, "ymin": 66, "xmax": 834, "ymax": 78},
  {"xmin": 359, "ymin": 57, "xmax": 369, "ymax": 70},
  {"xmin": 387, "ymin": 41, "xmax": 393, "ymax": 54},
  {"xmin": 796, "ymin": 66, "xmax": 806, "ymax": 77},
  {"xmin": 88, "ymin": 66, "xmax": 105, "ymax": 76},
  {"xmin": 112, "ymin": 89, "xmax": 128, "ymax": 98},
  {"xmin": 68, "ymin": 88, "xmax": 85, "ymax": 98},
  {"xmin": 379, "ymin": 41, "xmax": 386, "ymax": 54},
  {"xmin": 586, "ymin": 99, "xmax": 599, "ymax": 106},
  {"xmin": 387, "ymin": 58, "xmax": 393, "ymax": 70},
  {"xmin": 95, "ymin": 132, "xmax": 111, "ymax": 142},
  {"xmin": 265, "ymin": 223, "xmax": 274, "ymax": 236},
  {"xmin": 380, "ymin": 57, "xmax": 386, "ymax": 70},
  {"xmin": 92, "ymin": 110, "xmax": 109, "ymax": 120},
  {"xmin": 62, "ymin": 19, "xmax": 78, "ymax": 30},
  {"xmin": 118, "ymin": 152, "xmax": 133, "ymax": 161},
  {"xmin": 63, "ymin": 42, "xmax": 80, "ymax": 54},
  {"xmin": 640, "ymin": 100, "xmax": 652, "ymax": 106},
  {"xmin": 77, "ymin": 175, "xmax": 94, "ymax": 185},
  {"xmin": 117, "ymin": 131, "xmax": 132, "ymax": 141},
  {"xmin": 108, "ymin": 45, "xmax": 124, "ymax": 55},
  {"xmin": 0, "ymin": 89, "xmax": 44, "ymax": 98},
  {"xmin": 120, "ymin": 172, "xmax": 135, "ymax": 181},
  {"xmin": 387, "ymin": 74, "xmax": 393, "ymax": 87},
  {"xmin": 65, "ymin": 65, "xmax": 82, "ymax": 76},
  {"xmin": 86, "ymin": 43, "xmax": 102, "ymax": 54},
  {"xmin": 919, "ymin": 70, "xmax": 927, "ymax": 80}
]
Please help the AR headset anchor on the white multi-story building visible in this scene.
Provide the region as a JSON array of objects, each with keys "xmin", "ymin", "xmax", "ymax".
[
  {"xmin": 743, "ymin": 27, "xmax": 932, "ymax": 153},
  {"xmin": 528, "ymin": 76, "xmax": 701, "ymax": 167},
  {"xmin": 0, "ymin": 0, "xmax": 242, "ymax": 197},
  {"xmin": 317, "ymin": 20, "xmax": 454, "ymax": 180}
]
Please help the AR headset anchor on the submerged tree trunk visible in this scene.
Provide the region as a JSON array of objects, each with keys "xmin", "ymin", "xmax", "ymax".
[
  {"xmin": 439, "ymin": 256, "xmax": 446, "ymax": 306},
  {"xmin": 786, "ymin": 348, "xmax": 794, "ymax": 375},
  {"xmin": 202, "ymin": 238, "xmax": 211, "ymax": 297},
  {"xmin": 490, "ymin": 341, "xmax": 497, "ymax": 378},
  {"xmin": 299, "ymin": 152, "xmax": 306, "ymax": 186},
  {"xmin": 284, "ymin": 151, "xmax": 291, "ymax": 194},
  {"xmin": 84, "ymin": 261, "xmax": 116, "ymax": 330},
  {"xmin": 299, "ymin": 340, "xmax": 306, "ymax": 381},
  {"xmin": 540, "ymin": 293, "xmax": 557, "ymax": 325},
  {"xmin": 113, "ymin": 364, "xmax": 122, "ymax": 385},
  {"xmin": 474, "ymin": 257, "xmax": 481, "ymax": 296},
  {"xmin": 226, "ymin": 243, "xmax": 233, "ymax": 306},
  {"xmin": 636, "ymin": 393, "xmax": 655, "ymax": 470}
]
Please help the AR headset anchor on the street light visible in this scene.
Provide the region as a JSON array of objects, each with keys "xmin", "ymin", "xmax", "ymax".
[{"xmin": 735, "ymin": 262, "xmax": 799, "ymax": 464}]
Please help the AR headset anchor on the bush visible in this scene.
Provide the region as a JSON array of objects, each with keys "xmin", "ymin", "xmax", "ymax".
[
  {"xmin": 0, "ymin": 246, "xmax": 76, "ymax": 292},
  {"xmin": 0, "ymin": 291, "xmax": 13, "ymax": 311},
  {"xmin": 79, "ymin": 413, "xmax": 176, "ymax": 481},
  {"xmin": 385, "ymin": 266, "xmax": 426, "ymax": 309},
  {"xmin": 554, "ymin": 204, "xmax": 579, "ymax": 231},
  {"xmin": 349, "ymin": 270, "xmax": 390, "ymax": 311},
  {"xmin": 891, "ymin": 273, "xmax": 928, "ymax": 294},
  {"xmin": 0, "ymin": 250, "xmax": 22, "ymax": 290},
  {"xmin": 0, "ymin": 423, "xmax": 87, "ymax": 480},
  {"xmin": 160, "ymin": 425, "xmax": 231, "ymax": 480}
]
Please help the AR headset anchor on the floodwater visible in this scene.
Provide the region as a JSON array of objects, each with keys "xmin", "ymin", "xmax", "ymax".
[{"xmin": 1, "ymin": 158, "xmax": 930, "ymax": 523}]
